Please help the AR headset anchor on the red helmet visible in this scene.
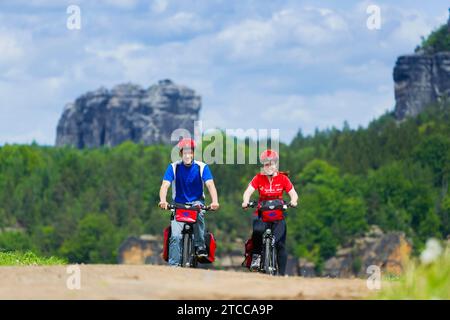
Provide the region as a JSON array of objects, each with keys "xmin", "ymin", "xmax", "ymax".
[
  {"xmin": 260, "ymin": 149, "xmax": 279, "ymax": 163},
  {"xmin": 178, "ymin": 138, "xmax": 196, "ymax": 151}
]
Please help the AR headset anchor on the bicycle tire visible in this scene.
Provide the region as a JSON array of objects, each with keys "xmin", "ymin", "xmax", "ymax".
[
  {"xmin": 264, "ymin": 237, "xmax": 271, "ymax": 274},
  {"xmin": 182, "ymin": 233, "xmax": 191, "ymax": 267},
  {"xmin": 191, "ymin": 238, "xmax": 198, "ymax": 268},
  {"xmin": 271, "ymin": 244, "xmax": 278, "ymax": 276}
]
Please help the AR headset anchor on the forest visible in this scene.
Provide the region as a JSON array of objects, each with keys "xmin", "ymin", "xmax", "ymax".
[{"xmin": 1, "ymin": 101, "xmax": 448, "ymax": 271}]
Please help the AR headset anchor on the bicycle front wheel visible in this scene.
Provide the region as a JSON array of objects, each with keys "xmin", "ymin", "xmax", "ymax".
[
  {"xmin": 271, "ymin": 245, "xmax": 278, "ymax": 276},
  {"xmin": 182, "ymin": 233, "xmax": 192, "ymax": 267},
  {"xmin": 264, "ymin": 238, "xmax": 271, "ymax": 274}
]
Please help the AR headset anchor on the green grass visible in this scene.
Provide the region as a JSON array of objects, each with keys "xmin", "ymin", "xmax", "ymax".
[
  {"xmin": 378, "ymin": 247, "xmax": 450, "ymax": 299},
  {"xmin": 0, "ymin": 251, "xmax": 67, "ymax": 266}
]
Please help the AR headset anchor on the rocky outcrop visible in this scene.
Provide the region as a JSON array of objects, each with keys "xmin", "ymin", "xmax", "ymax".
[
  {"xmin": 393, "ymin": 52, "xmax": 450, "ymax": 120},
  {"xmin": 117, "ymin": 235, "xmax": 166, "ymax": 265},
  {"xmin": 323, "ymin": 226, "xmax": 412, "ymax": 278},
  {"xmin": 298, "ymin": 259, "xmax": 316, "ymax": 277},
  {"xmin": 56, "ymin": 79, "xmax": 201, "ymax": 148}
]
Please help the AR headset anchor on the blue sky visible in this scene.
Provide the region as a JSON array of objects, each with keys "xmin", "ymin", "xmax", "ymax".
[{"xmin": 0, "ymin": 0, "xmax": 448, "ymax": 145}]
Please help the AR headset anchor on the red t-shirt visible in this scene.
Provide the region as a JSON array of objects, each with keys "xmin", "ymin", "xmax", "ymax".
[{"xmin": 249, "ymin": 172, "xmax": 294, "ymax": 216}]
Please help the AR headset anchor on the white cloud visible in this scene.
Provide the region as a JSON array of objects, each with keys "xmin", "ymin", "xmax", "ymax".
[
  {"xmin": 340, "ymin": 60, "xmax": 392, "ymax": 85},
  {"xmin": 388, "ymin": 11, "xmax": 435, "ymax": 48},
  {"xmin": 0, "ymin": 34, "xmax": 22, "ymax": 62},
  {"xmin": 83, "ymin": 38, "xmax": 214, "ymax": 86},
  {"xmin": 86, "ymin": 43, "xmax": 144, "ymax": 60},
  {"xmin": 0, "ymin": 78, "xmax": 65, "ymax": 145},
  {"xmin": 151, "ymin": 0, "xmax": 169, "ymax": 14},
  {"xmin": 101, "ymin": 0, "xmax": 139, "ymax": 9},
  {"xmin": 0, "ymin": 28, "xmax": 29, "ymax": 67},
  {"xmin": 165, "ymin": 11, "xmax": 210, "ymax": 33},
  {"xmin": 217, "ymin": 19, "xmax": 275, "ymax": 58},
  {"xmin": 199, "ymin": 86, "xmax": 394, "ymax": 142},
  {"xmin": 216, "ymin": 7, "xmax": 351, "ymax": 62},
  {"xmin": 0, "ymin": 0, "xmax": 448, "ymax": 145}
]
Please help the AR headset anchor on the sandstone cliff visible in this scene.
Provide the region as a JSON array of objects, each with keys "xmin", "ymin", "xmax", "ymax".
[
  {"xmin": 394, "ymin": 52, "xmax": 450, "ymax": 119},
  {"xmin": 56, "ymin": 79, "xmax": 201, "ymax": 148}
]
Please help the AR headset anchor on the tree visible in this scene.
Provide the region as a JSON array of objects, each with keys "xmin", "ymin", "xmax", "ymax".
[
  {"xmin": 59, "ymin": 213, "xmax": 122, "ymax": 263},
  {"xmin": 0, "ymin": 231, "xmax": 35, "ymax": 252},
  {"xmin": 291, "ymin": 159, "xmax": 368, "ymax": 269}
]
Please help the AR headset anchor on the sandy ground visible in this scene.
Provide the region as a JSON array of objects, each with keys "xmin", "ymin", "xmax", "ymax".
[{"xmin": 0, "ymin": 265, "xmax": 374, "ymax": 300}]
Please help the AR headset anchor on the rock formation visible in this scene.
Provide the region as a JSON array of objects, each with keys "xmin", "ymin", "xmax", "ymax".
[
  {"xmin": 393, "ymin": 52, "xmax": 450, "ymax": 120},
  {"xmin": 323, "ymin": 225, "xmax": 412, "ymax": 278},
  {"xmin": 117, "ymin": 235, "xmax": 166, "ymax": 265},
  {"xmin": 56, "ymin": 79, "xmax": 201, "ymax": 148}
]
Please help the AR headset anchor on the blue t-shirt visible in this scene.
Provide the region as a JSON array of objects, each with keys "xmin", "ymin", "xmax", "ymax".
[{"xmin": 163, "ymin": 161, "xmax": 213, "ymax": 203}]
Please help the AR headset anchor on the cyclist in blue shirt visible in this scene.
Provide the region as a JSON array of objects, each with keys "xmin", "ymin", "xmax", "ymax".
[{"xmin": 159, "ymin": 138, "xmax": 219, "ymax": 266}]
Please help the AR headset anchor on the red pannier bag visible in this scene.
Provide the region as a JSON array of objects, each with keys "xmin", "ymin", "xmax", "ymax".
[
  {"xmin": 261, "ymin": 209, "xmax": 284, "ymax": 222},
  {"xmin": 175, "ymin": 207, "xmax": 198, "ymax": 223},
  {"xmin": 162, "ymin": 226, "xmax": 171, "ymax": 262},
  {"xmin": 198, "ymin": 231, "xmax": 216, "ymax": 264},
  {"xmin": 242, "ymin": 238, "xmax": 254, "ymax": 268}
]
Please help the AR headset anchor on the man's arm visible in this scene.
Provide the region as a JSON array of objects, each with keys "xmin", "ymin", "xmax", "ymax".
[
  {"xmin": 205, "ymin": 180, "xmax": 219, "ymax": 210},
  {"xmin": 159, "ymin": 180, "xmax": 171, "ymax": 209}
]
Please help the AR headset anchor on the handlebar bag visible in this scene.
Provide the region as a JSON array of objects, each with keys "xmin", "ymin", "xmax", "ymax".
[
  {"xmin": 260, "ymin": 209, "xmax": 284, "ymax": 222},
  {"xmin": 175, "ymin": 208, "xmax": 198, "ymax": 223}
]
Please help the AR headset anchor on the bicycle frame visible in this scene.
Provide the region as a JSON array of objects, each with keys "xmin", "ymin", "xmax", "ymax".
[
  {"xmin": 262, "ymin": 224, "xmax": 278, "ymax": 275},
  {"xmin": 166, "ymin": 203, "xmax": 210, "ymax": 268},
  {"xmin": 246, "ymin": 200, "xmax": 292, "ymax": 276}
]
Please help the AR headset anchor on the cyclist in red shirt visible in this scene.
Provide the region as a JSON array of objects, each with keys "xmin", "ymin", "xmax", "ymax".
[{"xmin": 242, "ymin": 149, "xmax": 298, "ymax": 275}]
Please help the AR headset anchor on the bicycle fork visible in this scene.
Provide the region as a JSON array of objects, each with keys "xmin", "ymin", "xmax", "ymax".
[
  {"xmin": 262, "ymin": 228, "xmax": 277, "ymax": 274},
  {"xmin": 181, "ymin": 223, "xmax": 196, "ymax": 268}
]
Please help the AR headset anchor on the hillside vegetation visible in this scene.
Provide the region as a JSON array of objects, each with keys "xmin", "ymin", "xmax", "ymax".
[{"xmin": 0, "ymin": 102, "xmax": 449, "ymax": 271}]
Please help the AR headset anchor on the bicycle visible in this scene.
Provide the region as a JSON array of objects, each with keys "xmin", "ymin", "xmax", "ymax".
[
  {"xmin": 164, "ymin": 203, "xmax": 213, "ymax": 268},
  {"xmin": 246, "ymin": 200, "xmax": 292, "ymax": 276}
]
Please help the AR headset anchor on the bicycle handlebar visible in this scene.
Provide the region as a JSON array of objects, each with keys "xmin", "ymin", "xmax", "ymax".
[
  {"xmin": 163, "ymin": 203, "xmax": 213, "ymax": 211},
  {"xmin": 247, "ymin": 201, "xmax": 257, "ymax": 208},
  {"xmin": 245, "ymin": 200, "xmax": 296, "ymax": 210}
]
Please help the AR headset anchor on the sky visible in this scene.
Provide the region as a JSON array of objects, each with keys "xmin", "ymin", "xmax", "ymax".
[{"xmin": 0, "ymin": 0, "xmax": 448, "ymax": 145}]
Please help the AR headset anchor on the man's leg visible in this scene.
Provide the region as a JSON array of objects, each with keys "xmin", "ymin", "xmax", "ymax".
[
  {"xmin": 169, "ymin": 219, "xmax": 184, "ymax": 266},
  {"xmin": 190, "ymin": 201, "xmax": 206, "ymax": 252},
  {"xmin": 193, "ymin": 210, "xmax": 206, "ymax": 249}
]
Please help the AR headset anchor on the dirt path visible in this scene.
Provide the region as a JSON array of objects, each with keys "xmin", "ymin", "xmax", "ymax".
[{"xmin": 0, "ymin": 265, "xmax": 374, "ymax": 299}]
